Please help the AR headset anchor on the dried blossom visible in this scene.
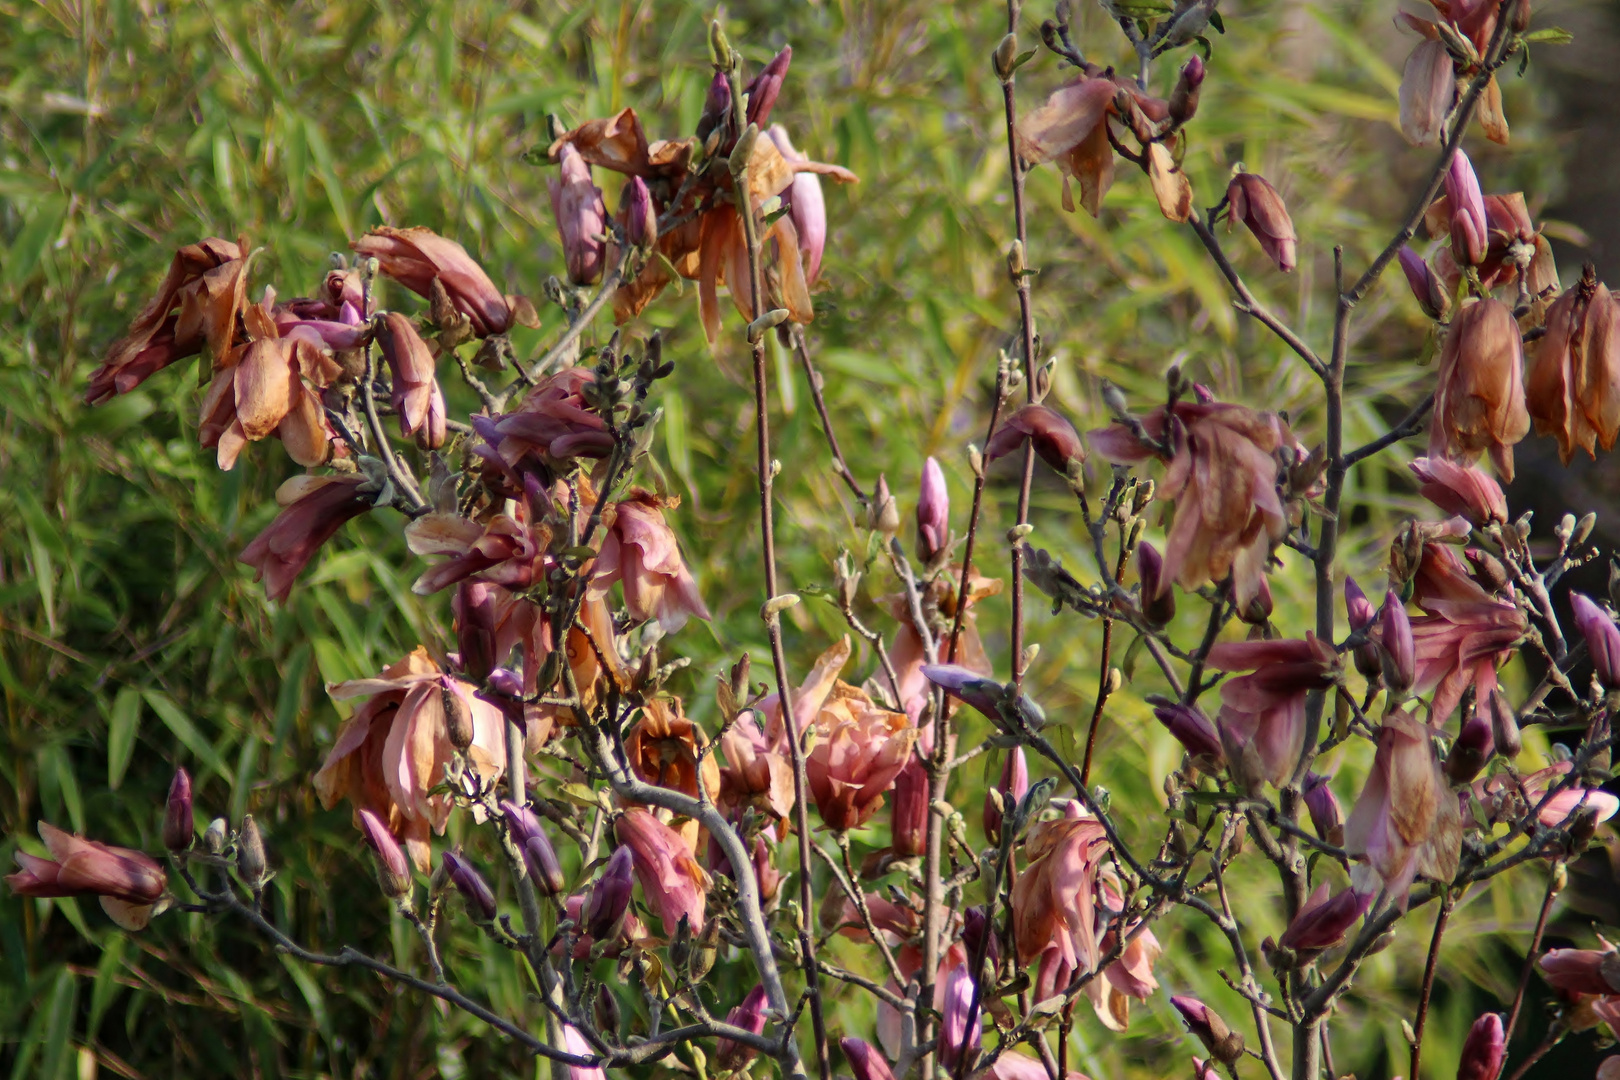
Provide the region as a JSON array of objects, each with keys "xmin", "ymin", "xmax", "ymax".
[
  {"xmin": 1528, "ymin": 267, "xmax": 1620, "ymax": 463},
  {"xmin": 238, "ymin": 475, "xmax": 376, "ymax": 601},
  {"xmin": 352, "ymin": 226, "xmax": 536, "ymax": 337},
  {"xmin": 5, "ymin": 822, "xmax": 167, "ymax": 931},
  {"xmin": 1429, "ymin": 298, "xmax": 1530, "ymax": 480},
  {"xmin": 1344, "ymin": 709, "xmax": 1462, "ymax": 903},
  {"xmin": 1227, "ymin": 172, "xmax": 1297, "ymax": 272},
  {"xmin": 588, "ymin": 491, "xmax": 711, "ymax": 633},
  {"xmin": 1206, "ymin": 636, "xmax": 1338, "ymax": 788}
]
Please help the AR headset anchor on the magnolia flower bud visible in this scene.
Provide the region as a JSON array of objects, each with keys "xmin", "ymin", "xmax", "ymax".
[
  {"xmin": 841, "ymin": 1037, "xmax": 898, "ymax": 1080},
  {"xmin": 744, "ymin": 47, "xmax": 792, "ymax": 127},
  {"xmin": 1171, "ymin": 995, "xmax": 1245, "ymax": 1066},
  {"xmin": 869, "ymin": 474, "xmax": 901, "ymax": 537},
  {"xmin": 1487, "ymin": 689, "xmax": 1522, "ymax": 760},
  {"xmin": 715, "ymin": 985, "xmax": 770, "ymax": 1070},
  {"xmin": 358, "ymin": 808, "xmax": 410, "ymax": 898},
  {"xmin": 501, "ymin": 800, "xmax": 567, "ymax": 895},
  {"xmin": 983, "ymin": 746, "xmax": 1030, "ymax": 844},
  {"xmin": 443, "ymin": 685, "xmax": 475, "ymax": 752},
  {"xmin": 236, "ymin": 814, "xmax": 268, "ymax": 889},
  {"xmin": 1277, "ymin": 884, "xmax": 1373, "ymax": 952},
  {"xmin": 1227, "ymin": 172, "xmax": 1297, "ymax": 272},
  {"xmin": 916, "ymin": 456, "xmax": 950, "ymax": 564},
  {"xmin": 922, "ymin": 664, "xmax": 1008, "ymax": 722},
  {"xmin": 1238, "ymin": 573, "xmax": 1274, "ymax": 625},
  {"xmin": 1447, "ymin": 710, "xmax": 1495, "ymax": 784},
  {"xmin": 623, "ymin": 176, "xmax": 657, "ymax": 249},
  {"xmin": 1169, "ymin": 55, "xmax": 1205, "ymax": 126},
  {"xmin": 696, "ymin": 71, "xmax": 732, "ymax": 143},
  {"xmin": 890, "ymin": 759, "xmax": 929, "ymax": 858},
  {"xmin": 1345, "ymin": 577, "xmax": 1383, "ymax": 681},
  {"xmin": 1138, "ymin": 541, "xmax": 1176, "ymax": 626},
  {"xmin": 595, "ymin": 985, "xmax": 622, "ymax": 1038},
  {"xmin": 487, "ymin": 667, "xmax": 524, "ymax": 698},
  {"xmin": 442, "ymin": 850, "xmax": 497, "ymax": 920},
  {"xmin": 1572, "ymin": 593, "xmax": 1620, "ymax": 690},
  {"xmin": 163, "ymin": 768, "xmax": 194, "ymax": 851},
  {"xmin": 586, "ymin": 845, "xmax": 635, "ymax": 941},
  {"xmin": 549, "ymin": 142, "xmax": 607, "ymax": 286},
  {"xmin": 1301, "ymin": 772, "xmax": 1344, "ymax": 846},
  {"xmin": 962, "ymin": 905, "xmax": 1001, "ymax": 968},
  {"xmin": 1153, "ymin": 700, "xmax": 1224, "ymax": 766},
  {"xmin": 1444, "ymin": 149, "xmax": 1489, "ymax": 267},
  {"xmin": 204, "ymin": 817, "xmax": 227, "ymax": 854},
  {"xmin": 1398, "ymin": 245, "xmax": 1451, "ymax": 320},
  {"xmin": 1379, "ymin": 594, "xmax": 1416, "ymax": 696},
  {"xmin": 454, "ymin": 581, "xmax": 498, "ymax": 684},
  {"xmin": 1457, "ymin": 1013, "xmax": 1505, "ymax": 1080},
  {"xmin": 940, "ymin": 964, "xmax": 982, "ymax": 1070}
]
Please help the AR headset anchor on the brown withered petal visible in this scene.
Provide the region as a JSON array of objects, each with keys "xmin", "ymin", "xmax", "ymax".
[
  {"xmin": 1227, "ymin": 173, "xmax": 1296, "ymax": 272},
  {"xmin": 352, "ymin": 226, "xmax": 519, "ymax": 337},
  {"xmin": 1399, "ymin": 39, "xmax": 1454, "ymax": 147},
  {"xmin": 1477, "ymin": 74, "xmax": 1509, "ymax": 145},
  {"xmin": 1529, "ymin": 270, "xmax": 1620, "ymax": 462},
  {"xmin": 1430, "ymin": 298, "xmax": 1530, "ymax": 480},
  {"xmin": 1147, "ymin": 143, "xmax": 1193, "ymax": 223}
]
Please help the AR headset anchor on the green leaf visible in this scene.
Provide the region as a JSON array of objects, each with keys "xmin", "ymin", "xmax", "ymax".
[
  {"xmin": 1523, "ymin": 27, "xmax": 1573, "ymax": 44},
  {"xmin": 106, "ymin": 687, "xmax": 141, "ymax": 790},
  {"xmin": 4, "ymin": 195, "xmax": 68, "ymax": 288},
  {"xmin": 141, "ymin": 689, "xmax": 231, "ymax": 781}
]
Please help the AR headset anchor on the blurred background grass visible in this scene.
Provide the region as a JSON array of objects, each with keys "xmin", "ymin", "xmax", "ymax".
[{"xmin": 2, "ymin": 0, "xmax": 1617, "ymax": 1077}]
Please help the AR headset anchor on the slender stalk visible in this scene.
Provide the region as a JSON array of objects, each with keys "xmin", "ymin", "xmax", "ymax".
[
  {"xmin": 1504, "ymin": 865, "xmax": 1561, "ymax": 1043},
  {"xmin": 790, "ymin": 326, "xmax": 866, "ymax": 503},
  {"xmin": 1409, "ymin": 891, "xmax": 1455, "ymax": 1080}
]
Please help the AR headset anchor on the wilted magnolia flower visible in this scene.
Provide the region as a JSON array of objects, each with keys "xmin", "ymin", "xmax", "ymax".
[
  {"xmin": 1090, "ymin": 400, "xmax": 1291, "ymax": 614},
  {"xmin": 1426, "ymin": 191, "xmax": 1558, "ymax": 295},
  {"xmin": 1429, "ymin": 298, "xmax": 1530, "ymax": 481},
  {"xmin": 1206, "ymin": 636, "xmax": 1338, "ymax": 788},
  {"xmin": 768, "ymin": 125, "xmax": 828, "ymax": 287},
  {"xmin": 615, "ymin": 808, "xmax": 711, "ymax": 935},
  {"xmin": 352, "ymin": 226, "xmax": 537, "ymax": 337},
  {"xmin": 1444, "ymin": 149, "xmax": 1489, "ymax": 267},
  {"xmin": 314, "ymin": 647, "xmax": 507, "ymax": 871},
  {"xmin": 1012, "ymin": 803, "xmax": 1109, "ymax": 976},
  {"xmin": 86, "ymin": 236, "xmax": 250, "ymax": 404},
  {"xmin": 1398, "ymin": 245, "xmax": 1452, "ymax": 320},
  {"xmin": 1015, "ymin": 72, "xmax": 1170, "ymax": 216},
  {"xmin": 1408, "ymin": 543, "xmax": 1525, "ymax": 724},
  {"xmin": 238, "ymin": 474, "xmax": 376, "ymax": 601},
  {"xmin": 1408, "ymin": 457, "xmax": 1509, "ymax": 526},
  {"xmin": 1572, "ymin": 593, "xmax": 1620, "ymax": 690},
  {"xmin": 375, "ymin": 312, "xmax": 446, "ymax": 449},
  {"xmin": 1344, "ymin": 709, "xmax": 1461, "ymax": 904},
  {"xmin": 1084, "ymin": 893, "xmax": 1164, "ymax": 1031},
  {"xmin": 707, "ymin": 832, "xmax": 783, "ymax": 904},
  {"xmin": 714, "ymin": 985, "xmax": 770, "ymax": 1070},
  {"xmin": 984, "ymin": 404, "xmax": 1087, "ymax": 477},
  {"xmin": 806, "ymin": 676, "xmax": 918, "ymax": 831},
  {"xmin": 1528, "ymin": 267, "xmax": 1620, "ymax": 464},
  {"xmin": 1276, "ymin": 881, "xmax": 1373, "ymax": 953},
  {"xmin": 588, "ymin": 491, "xmax": 711, "ymax": 633},
  {"xmin": 1457, "ymin": 1014, "xmax": 1505, "ymax": 1080},
  {"xmin": 623, "ymin": 699, "xmax": 721, "ymax": 846},
  {"xmin": 1399, "ymin": 38, "xmax": 1455, "ymax": 147},
  {"xmin": 482, "ymin": 367, "xmax": 615, "ymax": 468},
  {"xmin": 1227, "ymin": 172, "xmax": 1297, "ymax": 272},
  {"xmin": 6, "ymin": 821, "xmax": 167, "ymax": 931},
  {"xmin": 549, "ymin": 142, "xmax": 607, "ymax": 286}
]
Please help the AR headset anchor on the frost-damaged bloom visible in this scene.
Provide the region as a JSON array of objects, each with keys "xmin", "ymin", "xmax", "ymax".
[
  {"xmin": 1089, "ymin": 400, "xmax": 1292, "ymax": 613},
  {"xmin": 375, "ymin": 311, "xmax": 446, "ymax": 449},
  {"xmin": 1528, "ymin": 266, "xmax": 1620, "ymax": 463},
  {"xmin": 238, "ymin": 474, "xmax": 377, "ymax": 601},
  {"xmin": 939, "ymin": 963, "xmax": 982, "ymax": 1070},
  {"xmin": 1408, "ymin": 542, "xmax": 1525, "ymax": 724},
  {"xmin": 1012, "ymin": 803, "xmax": 1109, "ymax": 977},
  {"xmin": 1015, "ymin": 71, "xmax": 1172, "ymax": 217},
  {"xmin": 404, "ymin": 499, "xmax": 554, "ymax": 595},
  {"xmin": 1400, "ymin": 38, "xmax": 1455, "ymax": 147},
  {"xmin": 1205, "ymin": 636, "xmax": 1338, "ymax": 789},
  {"xmin": 588, "ymin": 490, "xmax": 711, "ymax": 633},
  {"xmin": 983, "ymin": 745, "xmax": 1030, "ymax": 845},
  {"xmin": 1426, "ymin": 190, "xmax": 1558, "ymax": 295},
  {"xmin": 315, "ymin": 647, "xmax": 507, "ymax": 871},
  {"xmin": 1227, "ymin": 172, "xmax": 1297, "ymax": 272},
  {"xmin": 86, "ymin": 235, "xmax": 250, "ymax": 404},
  {"xmin": 482, "ymin": 366, "xmax": 615, "ymax": 468},
  {"xmin": 1344, "ymin": 709, "xmax": 1461, "ymax": 903},
  {"xmin": 615, "ymin": 808, "xmax": 711, "ymax": 935},
  {"xmin": 1276, "ymin": 882, "xmax": 1374, "ymax": 953},
  {"xmin": 6, "ymin": 821, "xmax": 167, "ymax": 930},
  {"xmin": 1399, "ymin": 1, "xmax": 1508, "ymax": 144},
  {"xmin": 1409, "ymin": 457, "xmax": 1509, "ymax": 526},
  {"xmin": 1457, "ymin": 1013, "xmax": 1505, "ymax": 1080},
  {"xmin": 806, "ymin": 679, "xmax": 918, "ymax": 832},
  {"xmin": 767, "ymin": 125, "xmax": 828, "ymax": 287},
  {"xmin": 841, "ymin": 1038, "xmax": 897, "ymax": 1080},
  {"xmin": 1085, "ymin": 889, "xmax": 1164, "ymax": 1031},
  {"xmin": 984, "ymin": 403, "xmax": 1086, "ymax": 478},
  {"xmin": 549, "ymin": 142, "xmax": 607, "ymax": 286},
  {"xmin": 1572, "ymin": 592, "xmax": 1620, "ymax": 691},
  {"xmin": 623, "ymin": 698, "xmax": 721, "ymax": 846},
  {"xmin": 352, "ymin": 226, "xmax": 537, "ymax": 337},
  {"xmin": 1429, "ymin": 298, "xmax": 1530, "ymax": 480},
  {"xmin": 715, "ymin": 985, "xmax": 770, "ymax": 1071}
]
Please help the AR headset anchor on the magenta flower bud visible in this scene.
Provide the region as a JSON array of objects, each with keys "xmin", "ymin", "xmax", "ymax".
[
  {"xmin": 1444, "ymin": 149, "xmax": 1489, "ymax": 267},
  {"xmin": 715, "ymin": 984, "xmax": 770, "ymax": 1070},
  {"xmin": 1345, "ymin": 577, "xmax": 1383, "ymax": 681},
  {"xmin": 841, "ymin": 1037, "xmax": 897, "ymax": 1080},
  {"xmin": 1277, "ymin": 884, "xmax": 1373, "ymax": 952},
  {"xmin": 1302, "ymin": 772, "xmax": 1344, "ymax": 847},
  {"xmin": 922, "ymin": 664, "xmax": 1006, "ymax": 720},
  {"xmin": 500, "ymin": 800, "xmax": 566, "ymax": 895},
  {"xmin": 962, "ymin": 905, "xmax": 1001, "ymax": 968},
  {"xmin": 1487, "ymin": 689, "xmax": 1522, "ymax": 760},
  {"xmin": 487, "ymin": 667, "xmax": 524, "ymax": 698},
  {"xmin": 940, "ymin": 963, "xmax": 982, "ymax": 1070},
  {"xmin": 983, "ymin": 745, "xmax": 1030, "ymax": 844},
  {"xmin": 1457, "ymin": 1013, "xmax": 1505, "ymax": 1080},
  {"xmin": 1446, "ymin": 710, "xmax": 1496, "ymax": 784},
  {"xmin": 357, "ymin": 808, "xmax": 411, "ymax": 898},
  {"xmin": 1138, "ymin": 541, "xmax": 1176, "ymax": 626},
  {"xmin": 561, "ymin": 1024, "xmax": 605, "ymax": 1080},
  {"xmin": 1169, "ymin": 55, "xmax": 1205, "ymax": 125},
  {"xmin": 916, "ymin": 455, "xmax": 950, "ymax": 564},
  {"xmin": 744, "ymin": 46, "xmax": 792, "ymax": 127},
  {"xmin": 442, "ymin": 850, "xmax": 497, "ymax": 920},
  {"xmin": 1538, "ymin": 948, "xmax": 1620, "ymax": 995},
  {"xmin": 1378, "ymin": 593, "xmax": 1416, "ymax": 696},
  {"xmin": 1172, "ymin": 995, "xmax": 1244, "ymax": 1064},
  {"xmin": 1571, "ymin": 593, "xmax": 1620, "ymax": 691},
  {"xmin": 548, "ymin": 142, "xmax": 607, "ymax": 286},
  {"xmin": 890, "ymin": 758, "xmax": 929, "ymax": 857},
  {"xmin": 1397, "ymin": 245, "xmax": 1451, "ymax": 320},
  {"xmin": 984, "ymin": 404, "xmax": 1086, "ymax": 476},
  {"xmin": 163, "ymin": 768, "xmax": 194, "ymax": 851},
  {"xmin": 1152, "ymin": 700, "xmax": 1224, "ymax": 765},
  {"xmin": 1227, "ymin": 172, "xmax": 1297, "ymax": 272},
  {"xmin": 585, "ymin": 845, "xmax": 635, "ymax": 941},
  {"xmin": 696, "ymin": 72, "xmax": 732, "ymax": 142},
  {"xmin": 622, "ymin": 176, "xmax": 657, "ymax": 249},
  {"xmin": 454, "ymin": 580, "xmax": 498, "ymax": 683}
]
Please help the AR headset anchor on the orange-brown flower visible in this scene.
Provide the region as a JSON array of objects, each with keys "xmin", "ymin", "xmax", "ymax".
[
  {"xmin": 1343, "ymin": 709, "xmax": 1461, "ymax": 905},
  {"xmin": 623, "ymin": 697, "xmax": 721, "ymax": 849},
  {"xmin": 1015, "ymin": 76, "xmax": 1121, "ymax": 217},
  {"xmin": 1398, "ymin": 2, "xmax": 1507, "ymax": 145},
  {"xmin": 806, "ymin": 680, "xmax": 917, "ymax": 832},
  {"xmin": 1011, "ymin": 803, "xmax": 1109, "ymax": 974},
  {"xmin": 1429, "ymin": 298, "xmax": 1530, "ymax": 480},
  {"xmin": 589, "ymin": 491, "xmax": 711, "ymax": 633},
  {"xmin": 1528, "ymin": 266, "xmax": 1620, "ymax": 463},
  {"xmin": 238, "ymin": 474, "xmax": 377, "ymax": 601},
  {"xmin": 351, "ymin": 226, "xmax": 537, "ymax": 337}
]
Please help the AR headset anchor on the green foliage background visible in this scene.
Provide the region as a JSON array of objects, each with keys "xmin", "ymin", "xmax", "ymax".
[{"xmin": 0, "ymin": 0, "xmax": 1606, "ymax": 1077}]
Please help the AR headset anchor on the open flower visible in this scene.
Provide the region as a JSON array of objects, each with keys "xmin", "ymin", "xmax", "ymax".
[
  {"xmin": 6, "ymin": 822, "xmax": 167, "ymax": 930},
  {"xmin": 623, "ymin": 698, "xmax": 721, "ymax": 848},
  {"xmin": 352, "ymin": 226, "xmax": 536, "ymax": 337},
  {"xmin": 1089, "ymin": 400, "xmax": 1291, "ymax": 613},
  {"xmin": 1205, "ymin": 636, "xmax": 1339, "ymax": 788},
  {"xmin": 984, "ymin": 404, "xmax": 1086, "ymax": 477},
  {"xmin": 1015, "ymin": 73, "xmax": 1169, "ymax": 217},
  {"xmin": 768, "ymin": 125, "xmax": 828, "ymax": 286},
  {"xmin": 1429, "ymin": 298, "xmax": 1530, "ymax": 480},
  {"xmin": 615, "ymin": 808, "xmax": 711, "ymax": 935},
  {"xmin": 588, "ymin": 491, "xmax": 711, "ymax": 633},
  {"xmin": 1011, "ymin": 803, "xmax": 1110, "ymax": 977},
  {"xmin": 1344, "ymin": 709, "xmax": 1461, "ymax": 904},
  {"xmin": 1528, "ymin": 266, "xmax": 1620, "ymax": 463},
  {"xmin": 239, "ymin": 474, "xmax": 378, "ymax": 601},
  {"xmin": 481, "ymin": 367, "xmax": 615, "ymax": 471},
  {"xmin": 806, "ymin": 676, "xmax": 917, "ymax": 832},
  {"xmin": 1408, "ymin": 542, "xmax": 1525, "ymax": 725},
  {"xmin": 314, "ymin": 647, "xmax": 508, "ymax": 871}
]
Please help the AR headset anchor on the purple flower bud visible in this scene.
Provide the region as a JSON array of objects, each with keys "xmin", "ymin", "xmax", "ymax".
[
  {"xmin": 1379, "ymin": 593, "xmax": 1416, "ymax": 696},
  {"xmin": 921, "ymin": 664, "xmax": 1006, "ymax": 721},
  {"xmin": 1346, "ymin": 577, "xmax": 1383, "ymax": 680},
  {"xmin": 1302, "ymin": 772, "xmax": 1344, "ymax": 847},
  {"xmin": 442, "ymin": 850, "xmax": 497, "ymax": 920},
  {"xmin": 163, "ymin": 767, "xmax": 194, "ymax": 851},
  {"xmin": 744, "ymin": 47, "xmax": 792, "ymax": 127},
  {"xmin": 586, "ymin": 845, "xmax": 635, "ymax": 941},
  {"xmin": 1457, "ymin": 1013, "xmax": 1505, "ymax": 1080},
  {"xmin": 548, "ymin": 142, "xmax": 607, "ymax": 286},
  {"xmin": 696, "ymin": 72, "xmax": 732, "ymax": 143},
  {"xmin": 962, "ymin": 905, "xmax": 1001, "ymax": 968},
  {"xmin": 1444, "ymin": 149, "xmax": 1488, "ymax": 267},
  {"xmin": 939, "ymin": 963, "xmax": 982, "ymax": 1070},
  {"xmin": 1446, "ymin": 710, "xmax": 1495, "ymax": 784},
  {"xmin": 1138, "ymin": 541, "xmax": 1176, "ymax": 626},
  {"xmin": 983, "ymin": 746, "xmax": 1030, "ymax": 844},
  {"xmin": 983, "ymin": 404, "xmax": 1086, "ymax": 476},
  {"xmin": 500, "ymin": 800, "xmax": 566, "ymax": 895},
  {"xmin": 1397, "ymin": 245, "xmax": 1451, "ymax": 319},
  {"xmin": 622, "ymin": 176, "xmax": 657, "ymax": 249},
  {"xmin": 767, "ymin": 125, "xmax": 827, "ymax": 285},
  {"xmin": 841, "ymin": 1037, "xmax": 898, "ymax": 1080},
  {"xmin": 916, "ymin": 455, "xmax": 950, "ymax": 564},
  {"xmin": 1572, "ymin": 592, "xmax": 1620, "ymax": 691},
  {"xmin": 1169, "ymin": 55, "xmax": 1205, "ymax": 125},
  {"xmin": 716, "ymin": 984, "xmax": 770, "ymax": 1069},
  {"xmin": 487, "ymin": 667, "xmax": 524, "ymax": 698},
  {"xmin": 358, "ymin": 808, "xmax": 411, "ymax": 898},
  {"xmin": 454, "ymin": 581, "xmax": 498, "ymax": 683},
  {"xmin": 1277, "ymin": 884, "xmax": 1373, "ymax": 952},
  {"xmin": 1487, "ymin": 689, "xmax": 1522, "ymax": 760},
  {"xmin": 1153, "ymin": 700, "xmax": 1224, "ymax": 765},
  {"xmin": 890, "ymin": 758, "xmax": 929, "ymax": 858}
]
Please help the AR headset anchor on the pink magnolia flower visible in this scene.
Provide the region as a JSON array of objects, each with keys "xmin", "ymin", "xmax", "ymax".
[
  {"xmin": 1152, "ymin": 701, "xmax": 1224, "ymax": 769},
  {"xmin": 1529, "ymin": 268, "xmax": 1620, "ymax": 465},
  {"xmin": 548, "ymin": 142, "xmax": 607, "ymax": 286},
  {"xmin": 484, "ymin": 367, "xmax": 615, "ymax": 468},
  {"xmin": 1089, "ymin": 400, "xmax": 1291, "ymax": 614},
  {"xmin": 1520, "ymin": 763, "xmax": 1620, "ymax": 828},
  {"xmin": 1012, "ymin": 803, "xmax": 1109, "ymax": 976},
  {"xmin": 1539, "ymin": 946, "xmax": 1620, "ymax": 996},
  {"xmin": 890, "ymin": 757, "xmax": 929, "ymax": 858},
  {"xmin": 1227, "ymin": 172, "xmax": 1297, "ymax": 272},
  {"xmin": 1399, "ymin": 38, "xmax": 1455, "ymax": 147},
  {"xmin": 351, "ymin": 226, "xmax": 537, "ymax": 337},
  {"xmin": 404, "ymin": 505, "xmax": 552, "ymax": 595},
  {"xmin": 1408, "ymin": 543, "xmax": 1526, "ymax": 725},
  {"xmin": 1409, "ymin": 456, "xmax": 1509, "ymax": 526},
  {"xmin": 614, "ymin": 808, "xmax": 711, "ymax": 935},
  {"xmin": 715, "ymin": 985, "xmax": 770, "ymax": 1070},
  {"xmin": 441, "ymin": 850, "xmax": 498, "ymax": 920},
  {"xmin": 588, "ymin": 491, "xmax": 711, "ymax": 633},
  {"xmin": 1444, "ymin": 150, "xmax": 1490, "ymax": 267},
  {"xmin": 238, "ymin": 475, "xmax": 376, "ymax": 601},
  {"xmin": 6, "ymin": 821, "xmax": 167, "ymax": 931},
  {"xmin": 1015, "ymin": 73, "xmax": 1168, "ymax": 217},
  {"xmin": 1343, "ymin": 709, "xmax": 1462, "ymax": 903},
  {"xmin": 375, "ymin": 311, "xmax": 445, "ymax": 448},
  {"xmin": 1429, "ymin": 298, "xmax": 1531, "ymax": 481},
  {"xmin": 890, "ymin": 569, "xmax": 1001, "ymax": 721},
  {"xmin": 314, "ymin": 647, "xmax": 508, "ymax": 871},
  {"xmin": 1205, "ymin": 636, "xmax": 1338, "ymax": 788},
  {"xmin": 1457, "ymin": 1013, "xmax": 1505, "ymax": 1080},
  {"xmin": 806, "ymin": 679, "xmax": 918, "ymax": 832},
  {"xmin": 768, "ymin": 125, "xmax": 828, "ymax": 286},
  {"xmin": 915, "ymin": 455, "xmax": 950, "ymax": 565},
  {"xmin": 1277, "ymin": 881, "xmax": 1374, "ymax": 953},
  {"xmin": 940, "ymin": 963, "xmax": 982, "ymax": 1070},
  {"xmin": 582, "ymin": 845, "xmax": 637, "ymax": 944},
  {"xmin": 1303, "ymin": 772, "xmax": 1345, "ymax": 847},
  {"xmin": 984, "ymin": 404, "xmax": 1086, "ymax": 477},
  {"xmin": 983, "ymin": 745, "xmax": 1030, "ymax": 845},
  {"xmin": 561, "ymin": 1024, "xmax": 604, "ymax": 1080},
  {"xmin": 841, "ymin": 1038, "xmax": 897, "ymax": 1080},
  {"xmin": 1572, "ymin": 593, "xmax": 1620, "ymax": 690},
  {"xmin": 1086, "ymin": 891, "xmax": 1163, "ymax": 1031}
]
